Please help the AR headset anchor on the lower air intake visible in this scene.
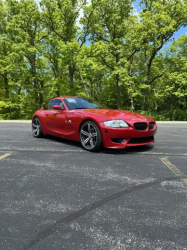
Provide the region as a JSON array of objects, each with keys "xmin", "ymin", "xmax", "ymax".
[
  {"xmin": 128, "ymin": 136, "xmax": 154, "ymax": 144},
  {"xmin": 111, "ymin": 138, "xmax": 125, "ymax": 143},
  {"xmin": 149, "ymin": 122, "xmax": 155, "ymax": 130}
]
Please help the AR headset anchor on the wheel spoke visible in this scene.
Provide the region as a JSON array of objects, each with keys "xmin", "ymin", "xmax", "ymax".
[
  {"xmin": 88, "ymin": 123, "xmax": 91, "ymax": 133},
  {"xmin": 91, "ymin": 132, "xmax": 97, "ymax": 137},
  {"xmin": 90, "ymin": 138, "xmax": 94, "ymax": 148},
  {"xmin": 80, "ymin": 122, "xmax": 99, "ymax": 150},
  {"xmin": 81, "ymin": 130, "xmax": 89, "ymax": 136},
  {"xmin": 33, "ymin": 128, "xmax": 38, "ymax": 135},
  {"xmin": 84, "ymin": 137, "xmax": 90, "ymax": 145},
  {"xmin": 32, "ymin": 118, "xmax": 41, "ymax": 137}
]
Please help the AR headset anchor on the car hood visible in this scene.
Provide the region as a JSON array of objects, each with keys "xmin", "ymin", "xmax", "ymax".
[{"xmin": 82, "ymin": 109, "xmax": 153, "ymax": 122}]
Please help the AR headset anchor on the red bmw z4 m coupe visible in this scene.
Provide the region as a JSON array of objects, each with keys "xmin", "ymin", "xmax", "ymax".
[{"xmin": 32, "ymin": 96, "xmax": 157, "ymax": 151}]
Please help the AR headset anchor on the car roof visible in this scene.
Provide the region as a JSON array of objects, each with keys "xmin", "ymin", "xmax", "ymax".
[
  {"xmin": 52, "ymin": 96, "xmax": 77, "ymax": 100},
  {"xmin": 44, "ymin": 96, "xmax": 85, "ymax": 105}
]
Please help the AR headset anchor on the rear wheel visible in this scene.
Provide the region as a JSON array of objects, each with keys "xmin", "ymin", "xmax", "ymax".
[
  {"xmin": 32, "ymin": 117, "xmax": 43, "ymax": 138},
  {"xmin": 80, "ymin": 121, "xmax": 102, "ymax": 151}
]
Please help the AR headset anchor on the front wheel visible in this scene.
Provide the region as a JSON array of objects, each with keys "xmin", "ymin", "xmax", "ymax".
[
  {"xmin": 79, "ymin": 121, "xmax": 102, "ymax": 152},
  {"xmin": 32, "ymin": 117, "xmax": 43, "ymax": 138}
]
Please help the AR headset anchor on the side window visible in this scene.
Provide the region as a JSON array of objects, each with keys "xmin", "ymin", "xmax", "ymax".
[
  {"xmin": 43, "ymin": 103, "xmax": 49, "ymax": 110},
  {"xmin": 48, "ymin": 100, "xmax": 55, "ymax": 110},
  {"xmin": 43, "ymin": 100, "xmax": 65, "ymax": 110},
  {"xmin": 52, "ymin": 99, "xmax": 65, "ymax": 109}
]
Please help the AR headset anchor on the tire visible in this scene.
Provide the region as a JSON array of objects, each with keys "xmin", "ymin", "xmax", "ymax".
[
  {"xmin": 32, "ymin": 117, "xmax": 43, "ymax": 138},
  {"xmin": 79, "ymin": 120, "xmax": 102, "ymax": 152}
]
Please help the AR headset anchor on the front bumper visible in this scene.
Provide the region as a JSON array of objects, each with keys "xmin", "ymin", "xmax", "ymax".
[{"xmin": 99, "ymin": 122, "xmax": 157, "ymax": 149}]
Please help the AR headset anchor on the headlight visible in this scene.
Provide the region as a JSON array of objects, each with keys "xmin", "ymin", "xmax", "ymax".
[{"xmin": 103, "ymin": 120, "xmax": 129, "ymax": 128}]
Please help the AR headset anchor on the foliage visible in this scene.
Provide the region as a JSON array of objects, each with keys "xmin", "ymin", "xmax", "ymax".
[{"xmin": 0, "ymin": 0, "xmax": 187, "ymax": 120}]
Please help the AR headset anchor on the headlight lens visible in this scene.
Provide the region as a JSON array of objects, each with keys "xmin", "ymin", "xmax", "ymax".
[{"xmin": 103, "ymin": 120, "xmax": 129, "ymax": 128}]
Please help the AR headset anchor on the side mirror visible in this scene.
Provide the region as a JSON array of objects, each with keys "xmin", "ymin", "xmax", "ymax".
[{"xmin": 52, "ymin": 105, "xmax": 64, "ymax": 110}]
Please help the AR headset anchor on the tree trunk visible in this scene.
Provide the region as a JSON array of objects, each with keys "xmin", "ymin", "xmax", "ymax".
[
  {"xmin": 116, "ymin": 73, "xmax": 120, "ymax": 109},
  {"xmin": 30, "ymin": 53, "xmax": 40, "ymax": 110},
  {"xmin": 153, "ymin": 89, "xmax": 157, "ymax": 113},
  {"xmin": 56, "ymin": 89, "xmax": 60, "ymax": 97},
  {"xmin": 39, "ymin": 81, "xmax": 44, "ymax": 107},
  {"xmin": 142, "ymin": 91, "xmax": 146, "ymax": 111},
  {"xmin": 130, "ymin": 97, "xmax": 134, "ymax": 111},
  {"xmin": 4, "ymin": 72, "xmax": 9, "ymax": 100},
  {"xmin": 166, "ymin": 96, "xmax": 171, "ymax": 112},
  {"xmin": 115, "ymin": 53, "xmax": 121, "ymax": 109},
  {"xmin": 69, "ymin": 65, "xmax": 75, "ymax": 92},
  {"xmin": 33, "ymin": 80, "xmax": 39, "ymax": 110},
  {"xmin": 17, "ymin": 87, "xmax": 22, "ymax": 118},
  {"xmin": 78, "ymin": 68, "xmax": 89, "ymax": 96}
]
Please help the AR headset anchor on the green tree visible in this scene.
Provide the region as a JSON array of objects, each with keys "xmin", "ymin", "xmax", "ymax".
[
  {"xmin": 0, "ymin": 0, "xmax": 187, "ymax": 120},
  {"xmin": 40, "ymin": 0, "xmax": 90, "ymax": 94},
  {"xmin": 0, "ymin": 0, "xmax": 25, "ymax": 118},
  {"xmin": 82, "ymin": 0, "xmax": 137, "ymax": 108},
  {"xmin": 161, "ymin": 35, "xmax": 187, "ymax": 120},
  {"xmin": 138, "ymin": 0, "xmax": 187, "ymax": 110}
]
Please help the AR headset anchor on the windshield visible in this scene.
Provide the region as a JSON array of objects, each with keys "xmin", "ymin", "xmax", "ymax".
[{"xmin": 64, "ymin": 97, "xmax": 103, "ymax": 110}]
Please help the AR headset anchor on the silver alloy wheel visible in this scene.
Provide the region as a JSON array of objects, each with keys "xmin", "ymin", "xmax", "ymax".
[
  {"xmin": 80, "ymin": 123, "xmax": 97, "ymax": 150},
  {"xmin": 32, "ymin": 118, "xmax": 40, "ymax": 137}
]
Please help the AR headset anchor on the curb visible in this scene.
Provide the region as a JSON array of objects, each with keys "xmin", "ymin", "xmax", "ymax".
[
  {"xmin": 0, "ymin": 120, "xmax": 31, "ymax": 123},
  {"xmin": 156, "ymin": 121, "xmax": 187, "ymax": 124}
]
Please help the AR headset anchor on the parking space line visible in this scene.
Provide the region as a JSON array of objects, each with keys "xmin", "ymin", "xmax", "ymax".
[
  {"xmin": 160, "ymin": 158, "xmax": 187, "ymax": 185},
  {"xmin": 0, "ymin": 153, "xmax": 11, "ymax": 160}
]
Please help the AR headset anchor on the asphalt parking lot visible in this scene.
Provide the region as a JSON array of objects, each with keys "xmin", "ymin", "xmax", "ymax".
[{"xmin": 0, "ymin": 121, "xmax": 187, "ymax": 250}]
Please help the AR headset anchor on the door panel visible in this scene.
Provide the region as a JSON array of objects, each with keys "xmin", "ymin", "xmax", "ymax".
[
  {"xmin": 43, "ymin": 99, "xmax": 67, "ymax": 136},
  {"xmin": 45, "ymin": 110, "xmax": 67, "ymax": 136}
]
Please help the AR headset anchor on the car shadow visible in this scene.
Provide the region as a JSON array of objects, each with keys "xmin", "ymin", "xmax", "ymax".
[
  {"xmin": 42, "ymin": 135, "xmax": 154, "ymax": 154},
  {"xmin": 43, "ymin": 135, "xmax": 81, "ymax": 148}
]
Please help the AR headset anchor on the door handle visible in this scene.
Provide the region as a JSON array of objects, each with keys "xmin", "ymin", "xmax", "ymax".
[{"xmin": 46, "ymin": 114, "xmax": 49, "ymax": 116}]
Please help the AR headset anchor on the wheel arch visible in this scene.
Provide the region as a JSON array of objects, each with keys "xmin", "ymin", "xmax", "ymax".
[
  {"xmin": 78, "ymin": 118, "xmax": 101, "ymax": 134},
  {"xmin": 78, "ymin": 118, "xmax": 103, "ymax": 151},
  {"xmin": 32, "ymin": 115, "xmax": 39, "ymax": 122},
  {"xmin": 32, "ymin": 115, "xmax": 46, "ymax": 135}
]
